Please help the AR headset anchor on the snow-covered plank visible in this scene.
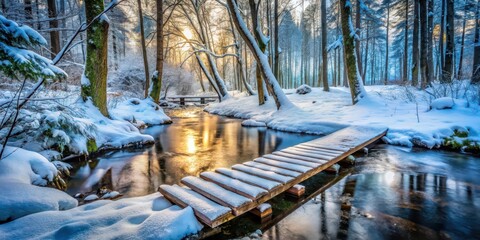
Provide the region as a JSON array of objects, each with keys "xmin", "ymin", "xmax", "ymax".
[
  {"xmin": 158, "ymin": 184, "xmax": 233, "ymax": 228},
  {"xmin": 263, "ymin": 154, "xmax": 324, "ymax": 167},
  {"xmin": 253, "ymin": 158, "xmax": 312, "ymax": 173},
  {"xmin": 272, "ymin": 151, "xmax": 333, "ymax": 162},
  {"xmin": 215, "ymin": 168, "xmax": 281, "ymax": 191},
  {"xmin": 232, "ymin": 164, "xmax": 294, "ymax": 184},
  {"xmin": 280, "ymin": 148, "xmax": 339, "ymax": 160},
  {"xmin": 285, "ymin": 147, "xmax": 340, "ymax": 158},
  {"xmin": 296, "ymin": 144, "xmax": 345, "ymax": 154},
  {"xmin": 200, "ymin": 172, "xmax": 267, "ymax": 200},
  {"xmin": 243, "ymin": 161, "xmax": 301, "ymax": 178},
  {"xmin": 180, "ymin": 176, "xmax": 253, "ymax": 216},
  {"xmin": 290, "ymin": 145, "xmax": 343, "ymax": 156},
  {"xmin": 308, "ymin": 126, "xmax": 388, "ymax": 150},
  {"xmin": 300, "ymin": 143, "xmax": 349, "ymax": 152}
]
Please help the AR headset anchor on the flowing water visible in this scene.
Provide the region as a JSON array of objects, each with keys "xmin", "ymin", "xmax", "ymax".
[
  {"xmin": 261, "ymin": 145, "xmax": 480, "ymax": 240},
  {"xmin": 67, "ymin": 108, "xmax": 318, "ymax": 197},
  {"xmin": 67, "ymin": 108, "xmax": 480, "ymax": 239}
]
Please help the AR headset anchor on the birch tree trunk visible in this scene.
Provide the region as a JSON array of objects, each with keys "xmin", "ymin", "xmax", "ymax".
[{"xmin": 82, "ymin": 0, "xmax": 110, "ymax": 117}]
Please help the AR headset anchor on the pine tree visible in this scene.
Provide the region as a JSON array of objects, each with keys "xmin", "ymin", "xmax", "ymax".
[{"xmin": 0, "ymin": 15, "xmax": 65, "ymax": 81}]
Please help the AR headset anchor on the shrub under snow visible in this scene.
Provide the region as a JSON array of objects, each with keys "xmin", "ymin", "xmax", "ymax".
[{"xmin": 0, "ymin": 146, "xmax": 78, "ymax": 222}]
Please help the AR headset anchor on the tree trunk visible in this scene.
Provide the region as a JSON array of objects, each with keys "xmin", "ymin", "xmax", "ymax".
[
  {"xmin": 355, "ymin": 0, "xmax": 363, "ymax": 78},
  {"xmin": 24, "ymin": 0, "xmax": 32, "ymax": 19},
  {"xmin": 419, "ymin": 0, "xmax": 429, "ymax": 89},
  {"xmin": 274, "ymin": 0, "xmax": 280, "ymax": 80},
  {"xmin": 472, "ymin": 0, "xmax": 480, "ymax": 84},
  {"xmin": 427, "ymin": 0, "xmax": 434, "ymax": 83},
  {"xmin": 442, "ymin": 0, "xmax": 454, "ymax": 83},
  {"xmin": 321, "ymin": 0, "xmax": 329, "ymax": 91},
  {"xmin": 403, "ymin": 0, "xmax": 409, "ymax": 84},
  {"xmin": 363, "ymin": 23, "xmax": 369, "ymax": 82},
  {"xmin": 340, "ymin": 0, "xmax": 366, "ymax": 104},
  {"xmin": 137, "ymin": 0, "xmax": 150, "ymax": 98},
  {"xmin": 47, "ymin": 0, "xmax": 60, "ymax": 58},
  {"xmin": 227, "ymin": 0, "xmax": 293, "ymax": 110},
  {"xmin": 457, "ymin": 2, "xmax": 468, "ymax": 79},
  {"xmin": 412, "ymin": 0, "xmax": 420, "ymax": 87},
  {"xmin": 82, "ymin": 0, "xmax": 110, "ymax": 117},
  {"xmin": 249, "ymin": 0, "xmax": 267, "ymax": 105},
  {"xmin": 112, "ymin": 29, "xmax": 118, "ymax": 70},
  {"xmin": 439, "ymin": 0, "xmax": 445, "ymax": 80},
  {"xmin": 384, "ymin": 3, "xmax": 390, "ymax": 85},
  {"xmin": 150, "ymin": 0, "xmax": 163, "ymax": 102}
]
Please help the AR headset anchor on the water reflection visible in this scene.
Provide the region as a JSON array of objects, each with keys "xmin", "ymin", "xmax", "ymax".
[
  {"xmin": 67, "ymin": 109, "xmax": 317, "ymax": 197},
  {"xmin": 262, "ymin": 145, "xmax": 480, "ymax": 240}
]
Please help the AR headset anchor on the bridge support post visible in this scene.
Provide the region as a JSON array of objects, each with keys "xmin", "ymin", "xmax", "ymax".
[{"xmin": 286, "ymin": 184, "xmax": 305, "ymax": 197}]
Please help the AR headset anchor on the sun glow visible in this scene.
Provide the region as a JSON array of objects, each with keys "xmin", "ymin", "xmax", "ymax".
[{"xmin": 183, "ymin": 29, "xmax": 193, "ymax": 40}]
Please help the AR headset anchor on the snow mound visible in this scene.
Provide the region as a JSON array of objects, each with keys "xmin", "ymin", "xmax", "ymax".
[
  {"xmin": 242, "ymin": 119, "xmax": 267, "ymax": 127},
  {"xmin": 430, "ymin": 97, "xmax": 455, "ymax": 110},
  {"xmin": 110, "ymin": 98, "xmax": 172, "ymax": 127},
  {"xmin": 0, "ymin": 146, "xmax": 77, "ymax": 221},
  {"xmin": 0, "ymin": 193, "xmax": 203, "ymax": 239},
  {"xmin": 296, "ymin": 84, "xmax": 312, "ymax": 95},
  {"xmin": 80, "ymin": 100, "xmax": 154, "ymax": 151}
]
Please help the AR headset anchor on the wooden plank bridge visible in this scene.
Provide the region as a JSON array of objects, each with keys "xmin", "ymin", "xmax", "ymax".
[
  {"xmin": 158, "ymin": 126, "xmax": 388, "ymax": 228},
  {"xmin": 166, "ymin": 96, "xmax": 218, "ymax": 105}
]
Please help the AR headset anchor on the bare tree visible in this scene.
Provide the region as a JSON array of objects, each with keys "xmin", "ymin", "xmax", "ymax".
[{"xmin": 227, "ymin": 0, "xmax": 293, "ymax": 110}]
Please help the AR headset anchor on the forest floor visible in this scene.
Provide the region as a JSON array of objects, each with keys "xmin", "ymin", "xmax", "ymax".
[{"xmin": 207, "ymin": 84, "xmax": 480, "ymax": 153}]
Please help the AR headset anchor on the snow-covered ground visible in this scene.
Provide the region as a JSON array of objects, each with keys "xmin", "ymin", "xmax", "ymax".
[
  {"xmin": 0, "ymin": 192, "xmax": 202, "ymax": 240},
  {"xmin": 0, "ymin": 145, "xmax": 202, "ymax": 239},
  {"xmin": 0, "ymin": 146, "xmax": 78, "ymax": 222},
  {"xmin": 206, "ymin": 85, "xmax": 480, "ymax": 152}
]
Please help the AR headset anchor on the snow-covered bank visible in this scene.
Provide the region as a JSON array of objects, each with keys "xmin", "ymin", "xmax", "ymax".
[
  {"xmin": 206, "ymin": 86, "xmax": 480, "ymax": 153},
  {"xmin": 0, "ymin": 146, "xmax": 77, "ymax": 221},
  {"xmin": 2, "ymin": 96, "xmax": 172, "ymax": 160},
  {"xmin": 0, "ymin": 193, "xmax": 202, "ymax": 240},
  {"xmin": 110, "ymin": 97, "xmax": 172, "ymax": 128}
]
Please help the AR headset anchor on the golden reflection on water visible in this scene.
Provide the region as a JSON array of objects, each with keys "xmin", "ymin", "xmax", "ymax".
[{"xmin": 68, "ymin": 109, "xmax": 319, "ymax": 197}]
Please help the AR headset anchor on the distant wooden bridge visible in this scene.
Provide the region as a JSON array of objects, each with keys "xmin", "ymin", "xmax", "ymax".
[
  {"xmin": 158, "ymin": 126, "xmax": 388, "ymax": 228},
  {"xmin": 166, "ymin": 95, "xmax": 218, "ymax": 105}
]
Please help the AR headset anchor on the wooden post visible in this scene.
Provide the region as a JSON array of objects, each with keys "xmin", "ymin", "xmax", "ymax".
[
  {"xmin": 201, "ymin": 97, "xmax": 205, "ymax": 104},
  {"xmin": 180, "ymin": 97, "xmax": 185, "ymax": 106},
  {"xmin": 250, "ymin": 203, "xmax": 272, "ymax": 219},
  {"xmin": 286, "ymin": 184, "xmax": 305, "ymax": 197}
]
